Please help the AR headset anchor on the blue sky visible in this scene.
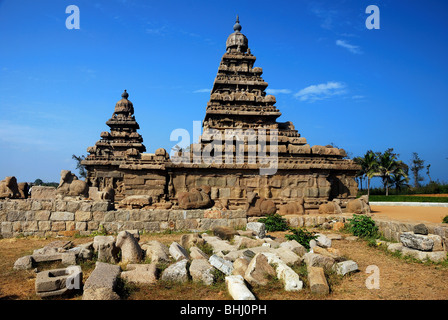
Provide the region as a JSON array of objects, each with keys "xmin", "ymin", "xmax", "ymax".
[{"xmin": 0, "ymin": 0, "xmax": 447, "ymax": 187}]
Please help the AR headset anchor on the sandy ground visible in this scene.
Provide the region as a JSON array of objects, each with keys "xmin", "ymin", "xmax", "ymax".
[{"xmin": 371, "ymin": 205, "xmax": 448, "ymax": 223}]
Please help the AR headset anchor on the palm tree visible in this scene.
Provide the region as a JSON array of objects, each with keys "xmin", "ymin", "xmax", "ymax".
[
  {"xmin": 391, "ymin": 171, "xmax": 410, "ymax": 194},
  {"xmin": 377, "ymin": 149, "xmax": 405, "ymax": 196},
  {"xmin": 354, "ymin": 150, "xmax": 378, "ymax": 197}
]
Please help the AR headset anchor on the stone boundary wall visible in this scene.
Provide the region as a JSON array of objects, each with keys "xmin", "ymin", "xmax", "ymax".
[
  {"xmin": 0, "ymin": 199, "xmax": 246, "ymax": 238},
  {"xmin": 1, "ymin": 199, "xmax": 447, "ymax": 250}
]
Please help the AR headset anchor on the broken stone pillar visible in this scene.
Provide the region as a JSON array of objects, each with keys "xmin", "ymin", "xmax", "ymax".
[
  {"xmin": 225, "ymin": 275, "xmax": 256, "ymax": 300},
  {"xmin": 307, "ymin": 266, "xmax": 329, "ymax": 295}
]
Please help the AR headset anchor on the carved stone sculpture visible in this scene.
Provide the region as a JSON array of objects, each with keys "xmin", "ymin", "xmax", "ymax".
[
  {"xmin": 116, "ymin": 231, "xmax": 143, "ymax": 264},
  {"xmin": 318, "ymin": 199, "xmax": 343, "ymax": 214},
  {"xmin": 178, "ymin": 187, "xmax": 212, "ymax": 210},
  {"xmin": 0, "ymin": 176, "xmax": 21, "ymax": 199},
  {"xmin": 245, "ymin": 192, "xmax": 276, "ymax": 217},
  {"xmin": 278, "ymin": 199, "xmax": 305, "ymax": 215},
  {"xmin": 56, "ymin": 170, "xmax": 89, "ymax": 198},
  {"xmin": 346, "ymin": 195, "xmax": 371, "ymax": 214}
]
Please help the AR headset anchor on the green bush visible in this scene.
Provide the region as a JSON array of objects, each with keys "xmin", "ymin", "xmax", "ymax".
[
  {"xmin": 346, "ymin": 215, "xmax": 379, "ymax": 238},
  {"xmin": 443, "ymin": 215, "xmax": 448, "ymax": 224},
  {"xmin": 258, "ymin": 214, "xmax": 289, "ymax": 232},
  {"xmin": 285, "ymin": 228, "xmax": 317, "ymax": 250}
]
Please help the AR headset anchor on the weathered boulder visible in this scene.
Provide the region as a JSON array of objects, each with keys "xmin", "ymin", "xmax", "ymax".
[
  {"xmin": 189, "ymin": 259, "xmax": 215, "ymax": 285},
  {"xmin": 315, "ymin": 233, "xmax": 332, "ymax": 248},
  {"xmin": 244, "ymin": 253, "xmax": 276, "ymax": 286},
  {"xmin": 400, "ymin": 232, "xmax": 434, "ymax": 251},
  {"xmin": 116, "ymin": 230, "xmax": 143, "ymax": 263},
  {"xmin": 225, "ymin": 275, "xmax": 256, "ymax": 300},
  {"xmin": 161, "ymin": 259, "xmax": 189, "ymax": 283},
  {"xmin": 413, "ymin": 223, "xmax": 429, "ymax": 235},
  {"xmin": 13, "ymin": 255, "xmax": 34, "ymax": 270},
  {"xmin": 121, "ymin": 264, "xmax": 158, "ymax": 285},
  {"xmin": 93, "ymin": 235, "xmax": 119, "ymax": 263}
]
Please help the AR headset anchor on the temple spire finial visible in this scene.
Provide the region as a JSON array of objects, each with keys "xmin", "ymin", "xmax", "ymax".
[
  {"xmin": 233, "ymin": 15, "xmax": 242, "ymax": 32},
  {"xmin": 122, "ymin": 89, "xmax": 129, "ymax": 99}
]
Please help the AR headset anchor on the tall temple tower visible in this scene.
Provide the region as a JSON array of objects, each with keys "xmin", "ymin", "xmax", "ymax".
[{"xmin": 82, "ymin": 18, "xmax": 360, "ymax": 213}]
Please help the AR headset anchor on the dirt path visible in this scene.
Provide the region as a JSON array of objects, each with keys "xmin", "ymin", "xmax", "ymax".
[
  {"xmin": 330, "ymin": 238, "xmax": 448, "ymax": 300},
  {"xmin": 371, "ymin": 205, "xmax": 448, "ymax": 223}
]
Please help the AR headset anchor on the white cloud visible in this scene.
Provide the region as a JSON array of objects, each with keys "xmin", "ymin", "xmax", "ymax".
[
  {"xmin": 193, "ymin": 88, "xmax": 211, "ymax": 93},
  {"xmin": 266, "ymin": 89, "xmax": 292, "ymax": 95},
  {"xmin": 336, "ymin": 40, "xmax": 362, "ymax": 54},
  {"xmin": 294, "ymin": 81, "xmax": 347, "ymax": 102}
]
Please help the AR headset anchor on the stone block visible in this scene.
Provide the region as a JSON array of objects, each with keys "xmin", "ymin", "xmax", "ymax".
[
  {"xmin": 308, "ymin": 266, "xmax": 329, "ymax": 295},
  {"xmin": 51, "ymin": 221, "xmax": 66, "ymax": 231},
  {"xmin": 83, "ymin": 262, "xmax": 121, "ymax": 300},
  {"xmin": 333, "ymin": 260, "xmax": 359, "ymax": 276},
  {"xmin": 303, "ymin": 252, "xmax": 335, "ymax": 269},
  {"xmin": 244, "ymin": 253, "xmax": 276, "ymax": 286},
  {"xmin": 31, "ymin": 186, "xmax": 56, "ymax": 200},
  {"xmin": 280, "ymin": 240, "xmax": 307, "ymax": 257},
  {"xmin": 209, "ymin": 254, "xmax": 234, "ymax": 275},
  {"xmin": 7, "ymin": 211, "xmax": 26, "ymax": 222},
  {"xmin": 400, "ymin": 232, "xmax": 434, "ymax": 251},
  {"xmin": 246, "ymin": 222, "xmax": 266, "ymax": 238},
  {"xmin": 169, "ymin": 241, "xmax": 190, "ymax": 261},
  {"xmin": 34, "ymin": 210, "xmax": 50, "ymax": 221},
  {"xmin": 38, "ymin": 221, "xmax": 51, "ymax": 231},
  {"xmin": 262, "ymin": 252, "xmax": 303, "ymax": 291},
  {"xmin": 161, "ymin": 259, "xmax": 189, "ymax": 283},
  {"xmin": 35, "ymin": 266, "xmax": 82, "ymax": 298},
  {"xmin": 121, "ymin": 264, "xmax": 157, "ymax": 285},
  {"xmin": 50, "ymin": 212, "xmax": 74, "ymax": 221},
  {"xmin": 75, "ymin": 211, "xmax": 92, "ymax": 222},
  {"xmin": 141, "ymin": 240, "xmax": 170, "ymax": 263},
  {"xmin": 189, "ymin": 259, "xmax": 215, "ymax": 285}
]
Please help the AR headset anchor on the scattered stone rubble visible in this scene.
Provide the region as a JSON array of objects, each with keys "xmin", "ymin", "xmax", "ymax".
[
  {"xmin": 14, "ymin": 222, "xmax": 365, "ymax": 300},
  {"xmin": 382, "ymin": 223, "xmax": 447, "ymax": 262}
]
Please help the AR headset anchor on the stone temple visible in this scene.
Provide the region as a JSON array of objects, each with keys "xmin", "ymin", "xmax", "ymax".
[{"xmin": 82, "ymin": 18, "xmax": 360, "ymax": 215}]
